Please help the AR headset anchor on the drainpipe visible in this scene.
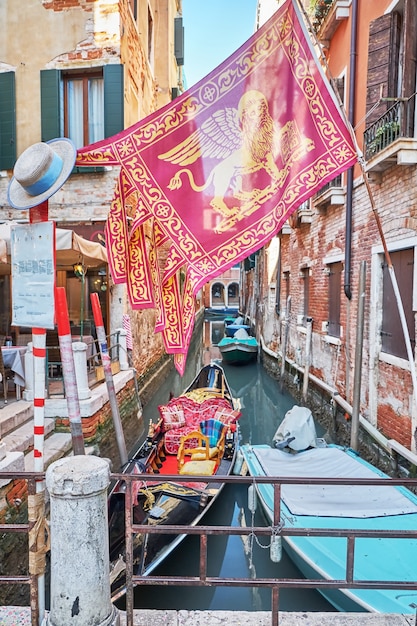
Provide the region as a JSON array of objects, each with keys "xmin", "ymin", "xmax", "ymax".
[{"xmin": 344, "ymin": 0, "xmax": 358, "ymax": 300}]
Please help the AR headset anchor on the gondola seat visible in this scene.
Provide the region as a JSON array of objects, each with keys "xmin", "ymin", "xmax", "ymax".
[
  {"xmin": 177, "ymin": 430, "xmax": 223, "ymax": 473},
  {"xmin": 178, "ymin": 459, "xmax": 216, "ymax": 476}
]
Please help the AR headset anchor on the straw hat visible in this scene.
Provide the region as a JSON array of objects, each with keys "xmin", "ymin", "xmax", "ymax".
[{"xmin": 7, "ymin": 138, "xmax": 76, "ymax": 210}]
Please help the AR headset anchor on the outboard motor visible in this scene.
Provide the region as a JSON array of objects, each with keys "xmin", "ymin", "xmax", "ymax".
[{"xmin": 273, "ymin": 405, "xmax": 317, "ymax": 451}]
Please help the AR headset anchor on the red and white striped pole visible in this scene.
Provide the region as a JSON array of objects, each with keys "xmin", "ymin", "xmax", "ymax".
[
  {"xmin": 91, "ymin": 292, "xmax": 128, "ymax": 466},
  {"xmin": 29, "ymin": 201, "xmax": 48, "ymax": 625},
  {"xmin": 55, "ymin": 287, "xmax": 85, "ymax": 455},
  {"xmin": 32, "ymin": 327, "xmax": 47, "ymax": 471}
]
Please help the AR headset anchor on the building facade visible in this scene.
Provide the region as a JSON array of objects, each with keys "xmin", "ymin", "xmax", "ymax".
[
  {"xmin": 0, "ymin": 0, "xmax": 184, "ymax": 376},
  {"xmin": 251, "ymin": 0, "xmax": 417, "ymax": 451}
]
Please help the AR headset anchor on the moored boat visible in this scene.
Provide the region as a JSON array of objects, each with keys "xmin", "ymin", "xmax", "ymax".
[
  {"xmin": 218, "ymin": 328, "xmax": 259, "ymax": 365},
  {"xmin": 240, "ymin": 405, "xmax": 417, "ymax": 614},
  {"xmin": 108, "ymin": 362, "xmax": 241, "ymax": 601}
]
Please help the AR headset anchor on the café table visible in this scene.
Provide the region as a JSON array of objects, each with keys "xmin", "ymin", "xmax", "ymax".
[{"xmin": 1, "ymin": 345, "xmax": 27, "ymax": 399}]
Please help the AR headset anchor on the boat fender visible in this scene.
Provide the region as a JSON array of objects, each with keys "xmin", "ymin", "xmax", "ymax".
[
  {"xmin": 270, "ymin": 534, "xmax": 282, "ymax": 563},
  {"xmin": 248, "ymin": 484, "xmax": 257, "ymax": 513},
  {"xmin": 233, "ymin": 449, "xmax": 244, "ymax": 475}
]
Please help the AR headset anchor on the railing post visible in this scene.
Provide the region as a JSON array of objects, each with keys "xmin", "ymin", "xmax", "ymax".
[
  {"xmin": 72, "ymin": 341, "xmax": 91, "ymax": 400},
  {"xmin": 45, "ymin": 455, "xmax": 120, "ymax": 626},
  {"xmin": 23, "ymin": 342, "xmax": 34, "ymax": 402},
  {"xmin": 116, "ymin": 328, "xmax": 129, "ymax": 371}
]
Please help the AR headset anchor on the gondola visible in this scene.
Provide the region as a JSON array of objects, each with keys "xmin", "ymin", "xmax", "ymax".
[{"xmin": 108, "ymin": 362, "xmax": 241, "ymax": 601}]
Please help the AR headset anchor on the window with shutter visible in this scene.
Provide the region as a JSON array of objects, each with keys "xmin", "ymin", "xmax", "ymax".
[
  {"xmin": 365, "ymin": 12, "xmax": 401, "ymax": 129},
  {"xmin": 0, "ymin": 72, "xmax": 16, "ymax": 170},
  {"xmin": 41, "ymin": 65, "xmax": 123, "ymax": 172},
  {"xmin": 381, "ymin": 247, "xmax": 415, "ymax": 359},
  {"xmin": 328, "ymin": 261, "xmax": 342, "ymax": 338}
]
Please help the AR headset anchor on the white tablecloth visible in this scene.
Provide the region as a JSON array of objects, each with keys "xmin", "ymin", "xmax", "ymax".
[{"xmin": 2, "ymin": 346, "xmax": 26, "ymax": 386}]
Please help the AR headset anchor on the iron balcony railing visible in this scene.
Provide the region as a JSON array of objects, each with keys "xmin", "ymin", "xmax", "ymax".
[
  {"xmin": 364, "ymin": 93, "xmax": 416, "ymax": 161},
  {"xmin": 2, "ymin": 470, "xmax": 417, "ymax": 626}
]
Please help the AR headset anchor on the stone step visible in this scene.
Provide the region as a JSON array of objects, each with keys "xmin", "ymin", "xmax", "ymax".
[
  {"xmin": 24, "ymin": 432, "xmax": 73, "ymax": 472},
  {"xmin": 0, "ymin": 400, "xmax": 33, "ymax": 439},
  {"xmin": 2, "ymin": 417, "xmax": 56, "ymax": 454}
]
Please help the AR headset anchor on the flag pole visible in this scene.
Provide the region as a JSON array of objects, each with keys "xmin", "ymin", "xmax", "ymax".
[{"xmin": 90, "ymin": 292, "xmax": 128, "ymax": 466}]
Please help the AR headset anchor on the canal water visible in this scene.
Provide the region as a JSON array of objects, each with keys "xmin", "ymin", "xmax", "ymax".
[{"xmin": 117, "ymin": 316, "xmax": 334, "ymax": 613}]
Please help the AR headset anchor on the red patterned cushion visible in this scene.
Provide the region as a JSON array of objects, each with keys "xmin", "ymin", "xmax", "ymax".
[
  {"xmin": 164, "ymin": 426, "xmax": 199, "ymax": 455},
  {"xmin": 214, "ymin": 408, "xmax": 241, "ymax": 425},
  {"xmin": 160, "ymin": 408, "xmax": 186, "ymax": 431}
]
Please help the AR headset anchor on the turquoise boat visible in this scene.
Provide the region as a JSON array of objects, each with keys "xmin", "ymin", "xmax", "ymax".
[
  {"xmin": 240, "ymin": 407, "xmax": 417, "ymax": 614},
  {"xmin": 218, "ymin": 328, "xmax": 259, "ymax": 364}
]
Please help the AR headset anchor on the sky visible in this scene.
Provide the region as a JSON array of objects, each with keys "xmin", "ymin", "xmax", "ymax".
[{"xmin": 181, "ymin": 0, "xmax": 259, "ymax": 89}]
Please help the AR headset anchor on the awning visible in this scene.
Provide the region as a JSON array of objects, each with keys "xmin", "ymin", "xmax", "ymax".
[{"xmin": 0, "ymin": 222, "xmax": 107, "ymax": 272}]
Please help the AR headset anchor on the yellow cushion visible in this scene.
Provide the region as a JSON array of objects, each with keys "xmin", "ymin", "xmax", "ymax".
[
  {"xmin": 191, "ymin": 446, "xmax": 219, "ymax": 461},
  {"xmin": 178, "ymin": 460, "xmax": 216, "ymax": 476}
]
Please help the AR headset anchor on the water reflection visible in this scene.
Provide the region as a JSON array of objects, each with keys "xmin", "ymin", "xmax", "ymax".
[{"xmin": 125, "ymin": 317, "xmax": 332, "ymax": 612}]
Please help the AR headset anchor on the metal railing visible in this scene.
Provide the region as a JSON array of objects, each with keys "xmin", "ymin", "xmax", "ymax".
[
  {"xmin": 118, "ymin": 471, "xmax": 417, "ymax": 626},
  {"xmin": 0, "ymin": 472, "xmax": 41, "ymax": 625},
  {"xmin": 2, "ymin": 470, "xmax": 417, "ymax": 625},
  {"xmin": 363, "ymin": 93, "xmax": 416, "ymax": 161}
]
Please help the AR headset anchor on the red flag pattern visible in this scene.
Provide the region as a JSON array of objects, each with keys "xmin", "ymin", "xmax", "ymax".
[{"xmin": 77, "ymin": 0, "xmax": 357, "ymax": 373}]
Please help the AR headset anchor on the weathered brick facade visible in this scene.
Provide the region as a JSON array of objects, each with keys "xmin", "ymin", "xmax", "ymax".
[{"xmin": 250, "ymin": 0, "xmax": 417, "ymax": 452}]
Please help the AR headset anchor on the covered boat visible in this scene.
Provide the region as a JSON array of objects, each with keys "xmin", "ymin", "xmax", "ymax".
[
  {"xmin": 240, "ymin": 405, "xmax": 417, "ymax": 613},
  {"xmin": 108, "ymin": 362, "xmax": 241, "ymax": 601},
  {"xmin": 218, "ymin": 328, "xmax": 259, "ymax": 365}
]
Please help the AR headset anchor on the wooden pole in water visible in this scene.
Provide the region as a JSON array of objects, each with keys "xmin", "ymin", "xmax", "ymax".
[
  {"xmin": 90, "ymin": 292, "xmax": 128, "ymax": 466},
  {"xmin": 55, "ymin": 287, "xmax": 85, "ymax": 455},
  {"xmin": 280, "ymin": 296, "xmax": 291, "ymax": 388},
  {"xmin": 302, "ymin": 317, "xmax": 313, "ymax": 402},
  {"xmin": 351, "ymin": 261, "xmax": 366, "ymax": 451}
]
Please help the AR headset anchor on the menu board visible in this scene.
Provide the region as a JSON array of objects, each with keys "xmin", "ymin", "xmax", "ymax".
[{"xmin": 11, "ymin": 221, "xmax": 56, "ymax": 329}]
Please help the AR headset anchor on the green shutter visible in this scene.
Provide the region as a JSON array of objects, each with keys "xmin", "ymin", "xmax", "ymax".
[
  {"xmin": 174, "ymin": 17, "xmax": 184, "ymax": 66},
  {"xmin": 104, "ymin": 64, "xmax": 124, "ymax": 138},
  {"xmin": 40, "ymin": 69, "xmax": 62, "ymax": 142},
  {"xmin": 0, "ymin": 72, "xmax": 17, "ymax": 170}
]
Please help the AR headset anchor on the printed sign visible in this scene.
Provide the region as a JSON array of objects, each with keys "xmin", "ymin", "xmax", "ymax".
[{"xmin": 11, "ymin": 221, "xmax": 56, "ymax": 329}]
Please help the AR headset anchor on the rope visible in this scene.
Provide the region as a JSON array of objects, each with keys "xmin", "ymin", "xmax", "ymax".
[{"xmin": 28, "ymin": 492, "xmax": 50, "ymax": 576}]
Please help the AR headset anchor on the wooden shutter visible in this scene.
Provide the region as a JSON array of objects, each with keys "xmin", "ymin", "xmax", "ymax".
[
  {"xmin": 104, "ymin": 64, "xmax": 124, "ymax": 139},
  {"xmin": 174, "ymin": 17, "xmax": 184, "ymax": 66},
  {"xmin": 381, "ymin": 248, "xmax": 414, "ymax": 359},
  {"xmin": 328, "ymin": 262, "xmax": 342, "ymax": 338},
  {"xmin": 402, "ymin": 0, "xmax": 417, "ymax": 98},
  {"xmin": 0, "ymin": 72, "xmax": 16, "ymax": 170},
  {"xmin": 40, "ymin": 69, "xmax": 62, "ymax": 142},
  {"xmin": 365, "ymin": 12, "xmax": 401, "ymax": 129}
]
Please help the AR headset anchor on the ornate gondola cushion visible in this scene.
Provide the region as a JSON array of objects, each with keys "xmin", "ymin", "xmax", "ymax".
[
  {"xmin": 160, "ymin": 408, "xmax": 186, "ymax": 431},
  {"xmin": 214, "ymin": 408, "xmax": 241, "ymax": 425},
  {"xmin": 178, "ymin": 459, "xmax": 216, "ymax": 476}
]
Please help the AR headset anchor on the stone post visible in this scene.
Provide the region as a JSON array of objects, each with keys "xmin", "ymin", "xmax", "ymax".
[
  {"xmin": 72, "ymin": 341, "xmax": 91, "ymax": 399},
  {"xmin": 23, "ymin": 342, "xmax": 34, "ymax": 402},
  {"xmin": 45, "ymin": 455, "xmax": 119, "ymax": 626},
  {"xmin": 116, "ymin": 328, "xmax": 129, "ymax": 370}
]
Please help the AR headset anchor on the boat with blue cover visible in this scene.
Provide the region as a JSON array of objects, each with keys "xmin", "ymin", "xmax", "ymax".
[
  {"xmin": 218, "ymin": 328, "xmax": 259, "ymax": 364},
  {"xmin": 240, "ymin": 405, "xmax": 417, "ymax": 614}
]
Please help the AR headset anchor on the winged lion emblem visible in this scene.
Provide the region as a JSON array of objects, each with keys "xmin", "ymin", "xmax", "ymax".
[{"xmin": 159, "ymin": 90, "xmax": 314, "ymax": 230}]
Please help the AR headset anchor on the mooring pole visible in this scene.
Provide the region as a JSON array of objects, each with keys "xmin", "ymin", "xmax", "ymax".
[
  {"xmin": 280, "ymin": 296, "xmax": 291, "ymax": 389},
  {"xmin": 351, "ymin": 261, "xmax": 366, "ymax": 451},
  {"xmin": 90, "ymin": 292, "xmax": 128, "ymax": 467},
  {"xmin": 55, "ymin": 287, "xmax": 85, "ymax": 455},
  {"xmin": 302, "ymin": 317, "xmax": 313, "ymax": 403}
]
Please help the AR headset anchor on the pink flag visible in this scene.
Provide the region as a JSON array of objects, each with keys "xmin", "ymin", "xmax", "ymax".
[{"xmin": 76, "ymin": 0, "xmax": 357, "ymax": 373}]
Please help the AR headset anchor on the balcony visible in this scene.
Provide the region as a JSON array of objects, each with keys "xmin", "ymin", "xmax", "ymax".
[
  {"xmin": 313, "ymin": 0, "xmax": 351, "ymax": 40},
  {"xmin": 314, "ymin": 174, "xmax": 344, "ymax": 210},
  {"xmin": 364, "ymin": 94, "xmax": 417, "ymax": 174}
]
